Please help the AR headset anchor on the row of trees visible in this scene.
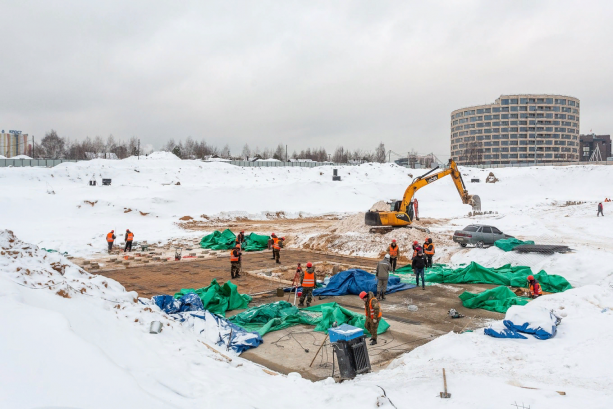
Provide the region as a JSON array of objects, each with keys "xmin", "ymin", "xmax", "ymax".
[
  {"xmin": 36, "ymin": 130, "xmax": 388, "ymax": 163},
  {"xmin": 37, "ymin": 130, "xmax": 143, "ymax": 160}
]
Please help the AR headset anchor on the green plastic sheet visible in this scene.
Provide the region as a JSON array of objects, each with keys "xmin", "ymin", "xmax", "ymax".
[
  {"xmin": 174, "ymin": 279, "xmax": 252, "ymax": 317},
  {"xmin": 242, "ymin": 233, "xmax": 270, "ymax": 252},
  {"xmin": 395, "ymin": 262, "xmax": 572, "ymax": 293},
  {"xmin": 494, "ymin": 238, "xmax": 535, "ymax": 252},
  {"xmin": 199, "ymin": 229, "xmax": 237, "ymax": 250},
  {"xmin": 459, "ymin": 286, "xmax": 530, "ymax": 313},
  {"xmin": 228, "ymin": 301, "xmax": 390, "ymax": 337}
]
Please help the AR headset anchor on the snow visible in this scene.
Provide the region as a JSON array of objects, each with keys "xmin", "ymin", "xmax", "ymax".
[
  {"xmin": 0, "ymin": 154, "xmax": 6, "ymax": 159},
  {"xmin": 1, "ymin": 160, "xmax": 613, "ymax": 407},
  {"xmin": 10, "ymin": 154, "xmax": 32, "ymax": 159}
]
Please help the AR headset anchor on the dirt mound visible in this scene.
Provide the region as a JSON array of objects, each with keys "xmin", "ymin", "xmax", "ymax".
[{"xmin": 369, "ymin": 201, "xmax": 388, "ymax": 211}]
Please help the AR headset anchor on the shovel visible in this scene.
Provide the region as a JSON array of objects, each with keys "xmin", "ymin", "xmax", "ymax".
[{"xmin": 440, "ymin": 368, "xmax": 451, "ymax": 398}]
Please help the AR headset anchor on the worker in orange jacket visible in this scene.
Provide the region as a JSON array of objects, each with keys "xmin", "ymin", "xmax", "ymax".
[
  {"xmin": 527, "ymin": 275, "xmax": 542, "ymax": 298},
  {"xmin": 271, "ymin": 234, "xmax": 284, "ymax": 264},
  {"xmin": 388, "ymin": 240, "xmax": 399, "ymax": 272},
  {"xmin": 360, "ymin": 291, "xmax": 382, "ymax": 345},
  {"xmin": 230, "ymin": 243, "xmax": 242, "ymax": 279},
  {"xmin": 106, "ymin": 230, "xmax": 116, "ymax": 253},
  {"xmin": 423, "ymin": 238, "xmax": 435, "ymax": 268},
  {"xmin": 299, "ymin": 262, "xmax": 316, "ymax": 307},
  {"xmin": 124, "ymin": 229, "xmax": 134, "ymax": 252}
]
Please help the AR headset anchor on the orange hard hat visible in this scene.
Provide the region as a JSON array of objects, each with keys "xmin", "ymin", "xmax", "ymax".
[
  {"xmin": 241, "ymin": 230, "xmax": 244, "ymax": 233},
  {"xmin": 527, "ymin": 275, "xmax": 534, "ymax": 281},
  {"xmin": 307, "ymin": 262, "xmax": 312, "ymax": 268},
  {"xmin": 392, "ymin": 239, "xmax": 396, "ymax": 242},
  {"xmin": 413, "ymin": 240, "xmax": 418, "ymax": 245},
  {"xmin": 359, "ymin": 291, "xmax": 367, "ymax": 299}
]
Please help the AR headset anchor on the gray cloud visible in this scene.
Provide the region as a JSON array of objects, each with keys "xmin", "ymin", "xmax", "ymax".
[{"xmin": 1, "ymin": 0, "xmax": 612, "ymax": 158}]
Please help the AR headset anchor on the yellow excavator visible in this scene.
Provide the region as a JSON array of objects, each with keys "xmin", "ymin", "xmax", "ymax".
[{"xmin": 365, "ymin": 159, "xmax": 480, "ymax": 233}]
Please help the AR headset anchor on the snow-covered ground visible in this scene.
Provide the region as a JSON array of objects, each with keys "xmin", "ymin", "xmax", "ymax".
[{"xmin": 2, "ymin": 157, "xmax": 613, "ymax": 408}]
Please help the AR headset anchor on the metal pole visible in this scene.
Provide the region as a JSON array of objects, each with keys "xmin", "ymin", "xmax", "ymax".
[{"xmin": 286, "ymin": 144, "xmax": 288, "ymax": 162}]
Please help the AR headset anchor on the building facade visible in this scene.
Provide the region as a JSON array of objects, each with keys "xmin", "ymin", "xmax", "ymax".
[
  {"xmin": 579, "ymin": 133, "xmax": 611, "ymax": 161},
  {"xmin": 451, "ymin": 95, "xmax": 580, "ymax": 165},
  {"xmin": 1, "ymin": 130, "xmax": 31, "ymax": 158}
]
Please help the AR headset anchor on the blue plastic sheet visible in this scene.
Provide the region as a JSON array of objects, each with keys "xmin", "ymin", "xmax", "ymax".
[
  {"xmin": 484, "ymin": 327, "xmax": 528, "ymax": 339},
  {"xmin": 151, "ymin": 295, "xmax": 262, "ymax": 353},
  {"xmin": 313, "ymin": 269, "xmax": 415, "ymax": 297}
]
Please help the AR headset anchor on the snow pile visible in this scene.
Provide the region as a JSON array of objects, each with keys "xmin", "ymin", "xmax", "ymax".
[
  {"xmin": 123, "ymin": 151, "xmax": 180, "ymax": 161},
  {"xmin": 0, "ymin": 154, "xmax": 6, "ymax": 159},
  {"xmin": 10, "ymin": 155, "xmax": 32, "ymax": 159}
]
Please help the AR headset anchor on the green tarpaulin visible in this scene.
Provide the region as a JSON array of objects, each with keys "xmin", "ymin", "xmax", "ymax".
[
  {"xmin": 242, "ymin": 233, "xmax": 270, "ymax": 252},
  {"xmin": 228, "ymin": 301, "xmax": 390, "ymax": 337},
  {"xmin": 494, "ymin": 238, "xmax": 535, "ymax": 252},
  {"xmin": 395, "ymin": 262, "xmax": 572, "ymax": 293},
  {"xmin": 199, "ymin": 229, "xmax": 237, "ymax": 250},
  {"xmin": 174, "ymin": 279, "xmax": 251, "ymax": 317},
  {"xmin": 459, "ymin": 286, "xmax": 530, "ymax": 313}
]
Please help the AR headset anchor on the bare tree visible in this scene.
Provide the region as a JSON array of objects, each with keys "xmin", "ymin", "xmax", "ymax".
[
  {"xmin": 332, "ymin": 146, "xmax": 348, "ymax": 163},
  {"xmin": 241, "ymin": 144, "xmax": 251, "ymax": 159},
  {"xmin": 40, "ymin": 130, "xmax": 65, "ymax": 159},
  {"xmin": 375, "ymin": 142, "xmax": 386, "ymax": 163},
  {"xmin": 273, "ymin": 144, "xmax": 285, "ymax": 161},
  {"xmin": 220, "ymin": 144, "xmax": 231, "ymax": 158}
]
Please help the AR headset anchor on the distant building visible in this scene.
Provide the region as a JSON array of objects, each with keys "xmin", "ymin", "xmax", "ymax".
[
  {"xmin": 451, "ymin": 94, "xmax": 580, "ymax": 165},
  {"xmin": 1, "ymin": 130, "xmax": 31, "ymax": 158},
  {"xmin": 579, "ymin": 133, "xmax": 611, "ymax": 161}
]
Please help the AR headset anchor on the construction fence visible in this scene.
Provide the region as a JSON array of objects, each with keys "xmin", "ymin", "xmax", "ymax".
[
  {"xmin": 0, "ymin": 158, "xmax": 79, "ymax": 168},
  {"xmin": 226, "ymin": 160, "xmax": 359, "ymax": 167},
  {"xmin": 462, "ymin": 160, "xmax": 613, "ymax": 169}
]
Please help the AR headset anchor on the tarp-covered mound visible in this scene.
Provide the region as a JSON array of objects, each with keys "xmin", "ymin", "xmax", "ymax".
[
  {"xmin": 200, "ymin": 229, "xmax": 236, "ymax": 250},
  {"xmin": 485, "ymin": 305, "xmax": 561, "ymax": 340},
  {"xmin": 174, "ymin": 279, "xmax": 251, "ymax": 317},
  {"xmin": 313, "ymin": 269, "xmax": 414, "ymax": 296},
  {"xmin": 459, "ymin": 286, "xmax": 530, "ymax": 313},
  {"xmin": 242, "ymin": 233, "xmax": 270, "ymax": 252},
  {"xmin": 228, "ymin": 301, "xmax": 390, "ymax": 336},
  {"xmin": 147, "ymin": 297, "xmax": 262, "ymax": 353},
  {"xmin": 494, "ymin": 238, "xmax": 535, "ymax": 252},
  {"xmin": 395, "ymin": 262, "xmax": 571, "ymax": 293}
]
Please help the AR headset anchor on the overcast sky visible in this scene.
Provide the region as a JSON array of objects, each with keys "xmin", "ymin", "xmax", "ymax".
[{"xmin": 2, "ymin": 0, "xmax": 612, "ymax": 159}]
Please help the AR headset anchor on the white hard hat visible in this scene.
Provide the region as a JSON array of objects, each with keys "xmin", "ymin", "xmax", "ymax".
[{"xmin": 384, "ymin": 254, "xmax": 390, "ymax": 259}]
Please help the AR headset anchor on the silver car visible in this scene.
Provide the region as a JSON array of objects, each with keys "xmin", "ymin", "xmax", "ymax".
[{"xmin": 453, "ymin": 224, "xmax": 513, "ymax": 248}]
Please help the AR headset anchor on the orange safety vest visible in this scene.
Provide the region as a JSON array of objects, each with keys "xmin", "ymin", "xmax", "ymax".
[
  {"xmin": 529, "ymin": 281, "xmax": 542, "ymax": 296},
  {"xmin": 230, "ymin": 248, "xmax": 240, "ymax": 262},
  {"xmin": 424, "ymin": 243, "xmax": 435, "ymax": 255},
  {"xmin": 365, "ymin": 297, "xmax": 382, "ymax": 319},
  {"xmin": 302, "ymin": 269, "xmax": 315, "ymax": 288},
  {"xmin": 389, "ymin": 245, "xmax": 398, "ymax": 257},
  {"xmin": 273, "ymin": 237, "xmax": 280, "ymax": 250},
  {"xmin": 106, "ymin": 232, "xmax": 114, "ymax": 242},
  {"xmin": 127, "ymin": 232, "xmax": 134, "ymax": 241}
]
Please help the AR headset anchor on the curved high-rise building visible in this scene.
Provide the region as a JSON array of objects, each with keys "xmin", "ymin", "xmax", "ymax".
[{"xmin": 450, "ymin": 94, "xmax": 580, "ymax": 165}]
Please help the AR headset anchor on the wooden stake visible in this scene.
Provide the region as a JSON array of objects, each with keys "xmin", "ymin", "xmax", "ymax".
[{"xmin": 309, "ymin": 334, "xmax": 329, "ymax": 367}]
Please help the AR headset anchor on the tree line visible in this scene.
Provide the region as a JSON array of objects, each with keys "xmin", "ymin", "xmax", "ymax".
[{"xmin": 36, "ymin": 130, "xmax": 388, "ymax": 163}]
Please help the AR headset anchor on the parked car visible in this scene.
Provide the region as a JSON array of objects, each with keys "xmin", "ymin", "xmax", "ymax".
[{"xmin": 453, "ymin": 224, "xmax": 513, "ymax": 248}]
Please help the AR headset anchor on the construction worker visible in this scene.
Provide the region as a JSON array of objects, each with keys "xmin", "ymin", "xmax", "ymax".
[
  {"xmin": 359, "ymin": 291, "xmax": 381, "ymax": 345},
  {"xmin": 423, "ymin": 238, "xmax": 435, "ymax": 268},
  {"xmin": 272, "ymin": 235, "xmax": 283, "ymax": 264},
  {"xmin": 124, "ymin": 229, "xmax": 134, "ymax": 252},
  {"xmin": 411, "ymin": 240, "xmax": 421, "ymax": 273},
  {"xmin": 376, "ymin": 254, "xmax": 391, "ymax": 300},
  {"xmin": 388, "ymin": 239, "xmax": 399, "ymax": 272},
  {"xmin": 598, "ymin": 202, "xmax": 604, "ymax": 217},
  {"xmin": 230, "ymin": 243, "xmax": 242, "ymax": 279},
  {"xmin": 236, "ymin": 230, "xmax": 245, "ymax": 244},
  {"xmin": 299, "ymin": 262, "xmax": 315, "ymax": 307},
  {"xmin": 269, "ymin": 233, "xmax": 277, "ymax": 259},
  {"xmin": 412, "ymin": 247, "xmax": 427, "ymax": 290},
  {"xmin": 527, "ymin": 275, "xmax": 542, "ymax": 298},
  {"xmin": 106, "ymin": 230, "xmax": 116, "ymax": 253}
]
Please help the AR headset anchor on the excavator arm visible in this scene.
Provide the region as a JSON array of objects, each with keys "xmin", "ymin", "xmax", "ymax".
[{"xmin": 365, "ymin": 159, "xmax": 480, "ymax": 230}]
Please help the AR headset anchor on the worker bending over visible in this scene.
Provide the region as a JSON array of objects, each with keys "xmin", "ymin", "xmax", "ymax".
[
  {"xmin": 376, "ymin": 254, "xmax": 392, "ymax": 300},
  {"xmin": 527, "ymin": 275, "xmax": 542, "ymax": 298},
  {"xmin": 106, "ymin": 230, "xmax": 116, "ymax": 253},
  {"xmin": 236, "ymin": 230, "xmax": 245, "ymax": 244},
  {"xmin": 360, "ymin": 291, "xmax": 382, "ymax": 345},
  {"xmin": 124, "ymin": 229, "xmax": 134, "ymax": 252},
  {"xmin": 388, "ymin": 239, "xmax": 399, "ymax": 272},
  {"xmin": 230, "ymin": 243, "xmax": 242, "ymax": 279},
  {"xmin": 423, "ymin": 238, "xmax": 435, "ymax": 268},
  {"xmin": 299, "ymin": 262, "xmax": 315, "ymax": 307},
  {"xmin": 412, "ymin": 248, "xmax": 427, "ymax": 290}
]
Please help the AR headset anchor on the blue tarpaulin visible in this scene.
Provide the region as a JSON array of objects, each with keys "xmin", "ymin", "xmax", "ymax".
[
  {"xmin": 313, "ymin": 269, "xmax": 415, "ymax": 297},
  {"xmin": 484, "ymin": 306, "xmax": 561, "ymax": 341},
  {"xmin": 150, "ymin": 295, "xmax": 262, "ymax": 353}
]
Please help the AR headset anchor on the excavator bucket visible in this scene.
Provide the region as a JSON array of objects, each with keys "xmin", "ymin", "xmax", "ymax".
[{"xmin": 365, "ymin": 211, "xmax": 382, "ymax": 226}]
